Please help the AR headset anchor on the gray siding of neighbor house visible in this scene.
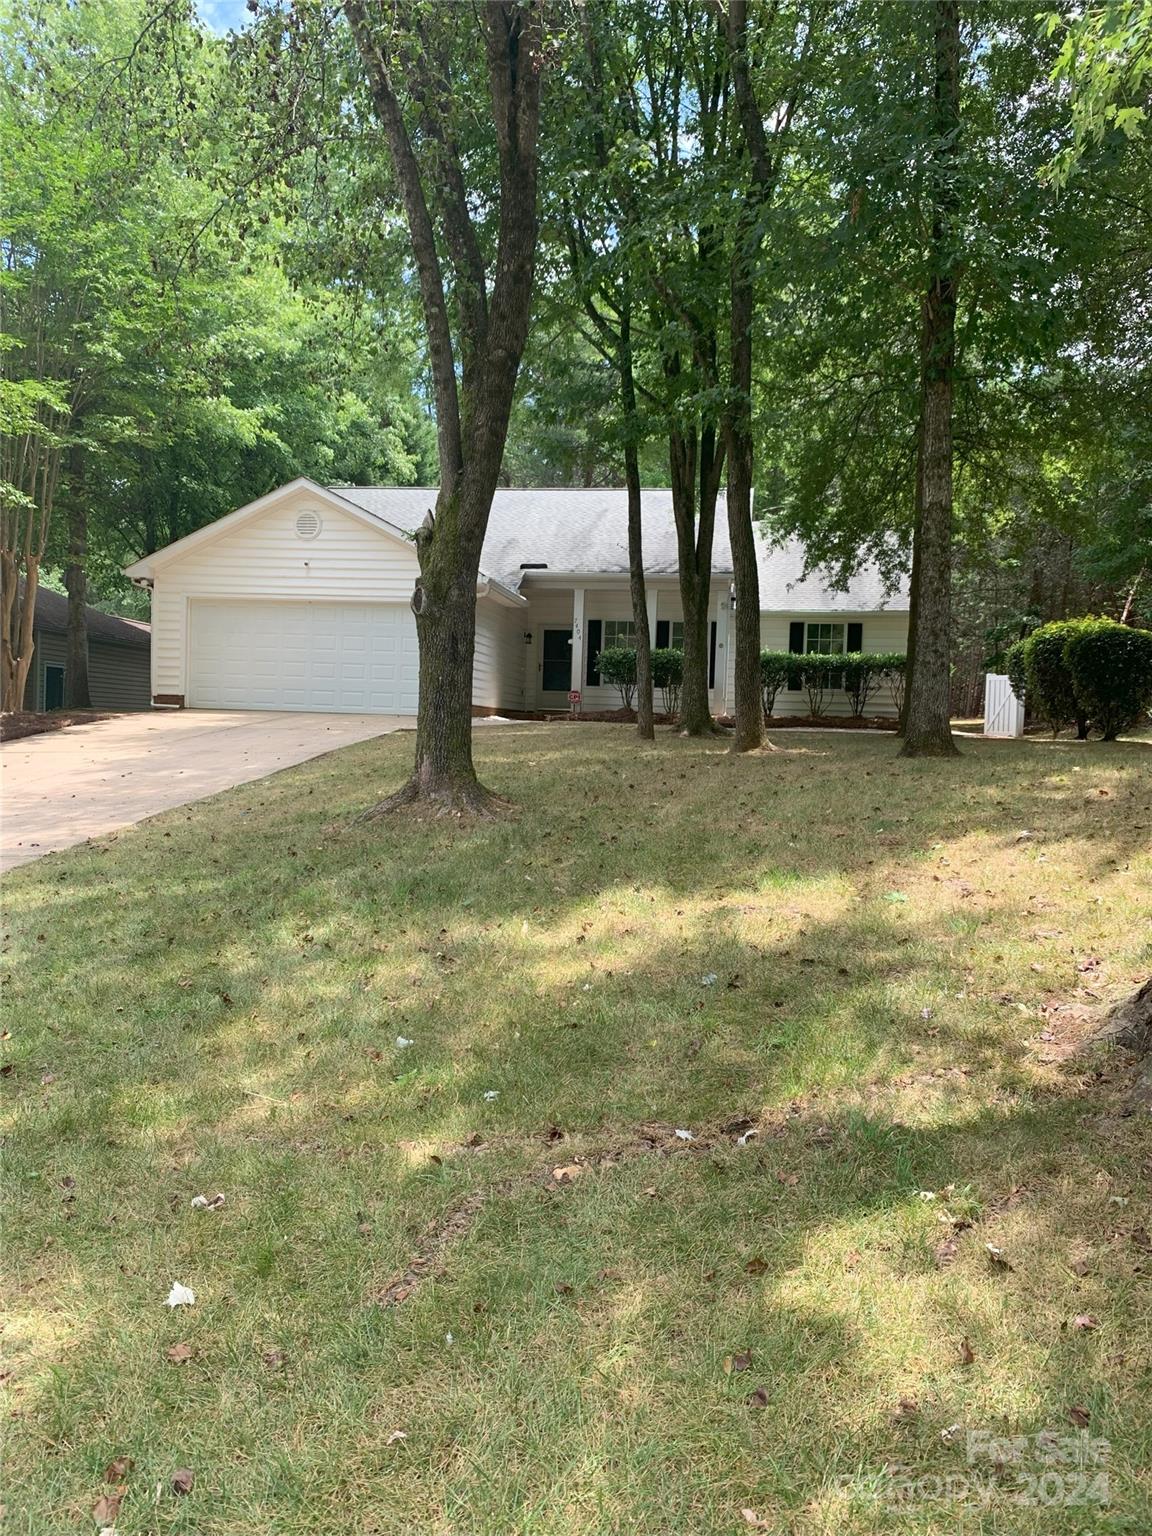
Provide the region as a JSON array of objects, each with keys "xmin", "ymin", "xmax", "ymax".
[{"xmin": 25, "ymin": 630, "xmax": 151, "ymax": 711}]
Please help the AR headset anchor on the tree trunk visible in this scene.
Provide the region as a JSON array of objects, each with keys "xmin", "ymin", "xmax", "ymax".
[
  {"xmin": 345, "ymin": 0, "xmax": 543, "ymax": 814},
  {"xmin": 2, "ymin": 554, "xmax": 40, "ymax": 711},
  {"xmin": 726, "ymin": 210, "xmax": 764, "ymax": 753},
  {"xmin": 669, "ymin": 425, "xmax": 721, "ymax": 736},
  {"xmin": 627, "ymin": 441, "xmax": 654, "ymax": 739},
  {"xmin": 64, "ymin": 453, "xmax": 92, "ymax": 709},
  {"xmin": 901, "ymin": 0, "xmax": 962, "ymax": 760},
  {"xmin": 620, "ymin": 310, "xmax": 654, "ymax": 740},
  {"xmin": 363, "ymin": 488, "xmax": 499, "ymax": 816}
]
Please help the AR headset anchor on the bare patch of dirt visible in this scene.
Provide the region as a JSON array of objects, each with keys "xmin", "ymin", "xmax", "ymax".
[{"xmin": 1, "ymin": 709, "xmax": 118, "ymax": 743}]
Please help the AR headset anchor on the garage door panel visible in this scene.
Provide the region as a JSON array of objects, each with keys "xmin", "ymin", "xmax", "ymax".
[{"xmin": 189, "ymin": 600, "xmax": 419, "ymax": 713}]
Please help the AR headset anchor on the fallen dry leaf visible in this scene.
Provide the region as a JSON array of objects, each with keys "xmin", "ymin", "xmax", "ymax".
[
  {"xmin": 551, "ymin": 1164, "xmax": 583, "ymax": 1184},
  {"xmin": 92, "ymin": 1492, "xmax": 123, "ymax": 1524},
  {"xmin": 262, "ymin": 1349, "xmax": 286, "ymax": 1370},
  {"xmin": 171, "ymin": 1467, "xmax": 195, "ymax": 1496},
  {"xmin": 934, "ymin": 1238, "xmax": 959, "ymax": 1269},
  {"xmin": 746, "ymin": 1385, "xmax": 770, "ymax": 1408},
  {"xmin": 723, "ymin": 1351, "xmax": 753, "ymax": 1375},
  {"xmin": 103, "ymin": 1456, "xmax": 133, "ymax": 1483},
  {"xmin": 385, "ymin": 1429, "xmax": 408, "ymax": 1445},
  {"xmin": 959, "ymin": 1335, "xmax": 976, "ymax": 1366},
  {"xmin": 1069, "ymin": 1405, "xmax": 1091, "ymax": 1428},
  {"xmin": 776, "ymin": 1171, "xmax": 799, "ymax": 1187},
  {"xmin": 166, "ymin": 1343, "xmax": 193, "ymax": 1365},
  {"xmin": 1073, "ymin": 1314, "xmax": 1099, "ymax": 1331},
  {"xmin": 985, "ymin": 1243, "xmax": 1014, "ymax": 1272},
  {"xmin": 744, "ymin": 1256, "xmax": 770, "ymax": 1276},
  {"xmin": 894, "ymin": 1396, "xmax": 919, "ymax": 1421},
  {"xmin": 741, "ymin": 1511, "xmax": 770, "ymax": 1529}
]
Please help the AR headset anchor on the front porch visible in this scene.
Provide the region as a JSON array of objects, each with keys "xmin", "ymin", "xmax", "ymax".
[{"xmin": 516, "ymin": 577, "xmax": 732, "ymax": 715}]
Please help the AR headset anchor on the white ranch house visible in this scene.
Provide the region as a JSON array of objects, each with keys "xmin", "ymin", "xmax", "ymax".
[{"xmin": 124, "ymin": 478, "xmax": 909, "ymax": 717}]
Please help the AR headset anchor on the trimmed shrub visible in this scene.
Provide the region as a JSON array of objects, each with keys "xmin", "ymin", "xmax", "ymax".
[
  {"xmin": 1023, "ymin": 619, "xmax": 1093, "ymax": 737},
  {"xmin": 1002, "ymin": 638, "xmax": 1029, "ymax": 704},
  {"xmin": 651, "ymin": 647, "xmax": 683, "ymax": 718},
  {"xmin": 760, "ymin": 649, "xmax": 907, "ymax": 719},
  {"xmin": 759, "ymin": 651, "xmax": 792, "ymax": 720},
  {"xmin": 595, "ymin": 645, "xmax": 636, "ymax": 711},
  {"xmin": 875, "ymin": 652, "xmax": 907, "ymax": 717},
  {"xmin": 1063, "ymin": 619, "xmax": 1152, "ymax": 740},
  {"xmin": 800, "ymin": 652, "xmax": 836, "ymax": 716},
  {"xmin": 840, "ymin": 653, "xmax": 885, "ymax": 717}
]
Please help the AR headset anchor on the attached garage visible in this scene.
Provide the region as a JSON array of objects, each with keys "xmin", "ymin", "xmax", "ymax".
[{"xmin": 188, "ymin": 599, "xmax": 420, "ymax": 713}]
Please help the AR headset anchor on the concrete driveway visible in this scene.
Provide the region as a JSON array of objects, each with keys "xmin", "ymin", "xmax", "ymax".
[{"xmin": 1, "ymin": 710, "xmax": 413, "ymax": 873}]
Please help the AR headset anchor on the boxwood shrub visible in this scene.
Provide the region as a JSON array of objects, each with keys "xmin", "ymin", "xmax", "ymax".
[
  {"xmin": 759, "ymin": 651, "xmax": 793, "ymax": 719},
  {"xmin": 1063, "ymin": 619, "xmax": 1152, "ymax": 739},
  {"xmin": 650, "ymin": 647, "xmax": 683, "ymax": 717},
  {"xmin": 1011, "ymin": 617, "xmax": 1152, "ymax": 739},
  {"xmin": 760, "ymin": 649, "xmax": 906, "ymax": 719},
  {"xmin": 595, "ymin": 645, "xmax": 637, "ymax": 711}
]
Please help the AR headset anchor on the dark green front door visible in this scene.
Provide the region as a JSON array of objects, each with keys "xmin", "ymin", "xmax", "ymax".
[
  {"xmin": 541, "ymin": 629, "xmax": 572, "ymax": 693},
  {"xmin": 44, "ymin": 665, "xmax": 65, "ymax": 710}
]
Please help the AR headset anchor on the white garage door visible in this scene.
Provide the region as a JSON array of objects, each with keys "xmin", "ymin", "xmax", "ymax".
[{"xmin": 188, "ymin": 600, "xmax": 420, "ymax": 713}]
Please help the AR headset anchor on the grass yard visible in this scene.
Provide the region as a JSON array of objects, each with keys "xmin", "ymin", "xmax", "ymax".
[{"xmin": 3, "ymin": 724, "xmax": 1151, "ymax": 1536}]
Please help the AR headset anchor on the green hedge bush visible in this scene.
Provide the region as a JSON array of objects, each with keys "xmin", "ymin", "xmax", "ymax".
[
  {"xmin": 759, "ymin": 650, "xmax": 906, "ymax": 719},
  {"xmin": 650, "ymin": 647, "xmax": 683, "ymax": 717},
  {"xmin": 1063, "ymin": 619, "xmax": 1152, "ymax": 739},
  {"xmin": 595, "ymin": 645, "xmax": 637, "ymax": 711},
  {"xmin": 1023, "ymin": 619, "xmax": 1093, "ymax": 736},
  {"xmin": 1012, "ymin": 617, "xmax": 1152, "ymax": 739},
  {"xmin": 759, "ymin": 651, "xmax": 792, "ymax": 720}
]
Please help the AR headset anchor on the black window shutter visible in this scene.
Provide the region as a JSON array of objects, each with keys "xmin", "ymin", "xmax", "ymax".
[
  {"xmin": 585, "ymin": 620, "xmax": 602, "ymax": 686},
  {"xmin": 847, "ymin": 622, "xmax": 863, "ymax": 652},
  {"xmin": 655, "ymin": 619, "xmax": 670, "ymax": 649},
  {"xmin": 709, "ymin": 621, "xmax": 717, "ymax": 688},
  {"xmin": 788, "ymin": 621, "xmax": 805, "ymax": 690}
]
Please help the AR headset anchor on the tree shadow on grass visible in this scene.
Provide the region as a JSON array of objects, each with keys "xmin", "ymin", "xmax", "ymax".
[{"xmin": 3, "ymin": 725, "xmax": 1150, "ymax": 1532}]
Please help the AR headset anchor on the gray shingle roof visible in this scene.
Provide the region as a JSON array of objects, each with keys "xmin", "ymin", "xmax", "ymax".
[
  {"xmin": 331, "ymin": 486, "xmax": 908, "ymax": 612},
  {"xmin": 32, "ymin": 585, "xmax": 150, "ymax": 648}
]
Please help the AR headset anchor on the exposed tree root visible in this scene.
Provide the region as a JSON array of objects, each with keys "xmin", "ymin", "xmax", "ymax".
[
  {"xmin": 373, "ymin": 1185, "xmax": 509, "ymax": 1307},
  {"xmin": 369, "ymin": 1115, "xmax": 780, "ymax": 1309},
  {"xmin": 1089, "ymin": 978, "xmax": 1152, "ymax": 1054},
  {"xmin": 355, "ymin": 775, "xmax": 508, "ymax": 822}
]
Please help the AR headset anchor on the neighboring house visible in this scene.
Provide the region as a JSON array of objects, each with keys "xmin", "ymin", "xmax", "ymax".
[
  {"xmin": 21, "ymin": 586, "xmax": 151, "ymax": 712},
  {"xmin": 123, "ymin": 478, "xmax": 909, "ymax": 718}
]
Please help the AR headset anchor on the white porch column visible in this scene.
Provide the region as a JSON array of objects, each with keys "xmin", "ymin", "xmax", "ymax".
[
  {"xmin": 646, "ymin": 586, "xmax": 658, "ymax": 646},
  {"xmin": 571, "ymin": 587, "xmax": 586, "ymax": 701},
  {"xmin": 715, "ymin": 587, "xmax": 731, "ymax": 711}
]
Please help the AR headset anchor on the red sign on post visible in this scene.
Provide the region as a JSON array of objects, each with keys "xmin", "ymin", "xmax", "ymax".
[{"xmin": 568, "ymin": 690, "xmax": 582, "ymax": 713}]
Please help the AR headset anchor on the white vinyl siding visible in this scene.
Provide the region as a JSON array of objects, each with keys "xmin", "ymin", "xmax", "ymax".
[
  {"xmin": 149, "ymin": 489, "xmax": 527, "ymax": 714},
  {"xmin": 149, "ymin": 490, "xmax": 421, "ymax": 700},
  {"xmin": 473, "ymin": 602, "xmax": 527, "ymax": 712}
]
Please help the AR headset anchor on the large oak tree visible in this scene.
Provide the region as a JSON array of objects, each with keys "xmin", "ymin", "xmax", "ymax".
[{"xmin": 344, "ymin": 0, "xmax": 544, "ymax": 814}]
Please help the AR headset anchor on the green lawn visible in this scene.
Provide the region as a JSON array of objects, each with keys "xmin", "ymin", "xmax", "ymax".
[{"xmin": 3, "ymin": 724, "xmax": 1150, "ymax": 1535}]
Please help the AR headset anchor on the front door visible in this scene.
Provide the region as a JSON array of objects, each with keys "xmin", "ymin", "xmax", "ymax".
[
  {"xmin": 44, "ymin": 664, "xmax": 65, "ymax": 710},
  {"xmin": 541, "ymin": 628, "xmax": 572, "ymax": 693}
]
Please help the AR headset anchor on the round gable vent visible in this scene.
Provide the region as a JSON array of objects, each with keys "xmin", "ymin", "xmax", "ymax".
[{"xmin": 295, "ymin": 509, "xmax": 322, "ymax": 541}]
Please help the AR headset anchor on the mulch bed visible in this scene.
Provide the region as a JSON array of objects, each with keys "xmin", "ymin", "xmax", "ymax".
[
  {"xmin": 762, "ymin": 714, "xmax": 899, "ymax": 731},
  {"xmin": 0, "ymin": 710, "xmax": 117, "ymax": 743},
  {"xmin": 537, "ymin": 710, "xmax": 898, "ymax": 730}
]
